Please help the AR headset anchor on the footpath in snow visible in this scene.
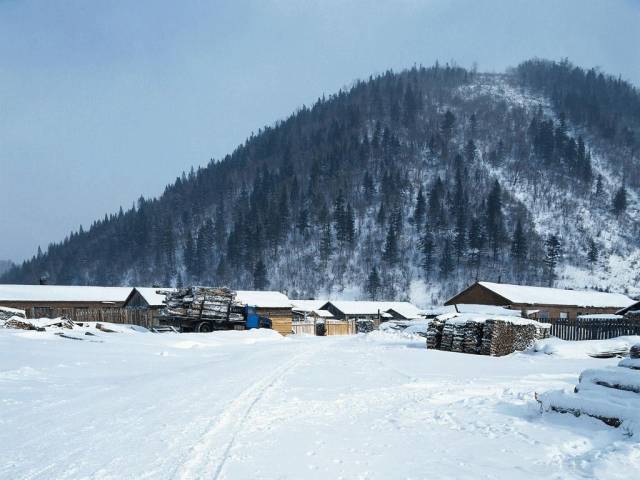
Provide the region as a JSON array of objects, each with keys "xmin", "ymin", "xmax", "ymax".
[{"xmin": 0, "ymin": 326, "xmax": 639, "ymax": 479}]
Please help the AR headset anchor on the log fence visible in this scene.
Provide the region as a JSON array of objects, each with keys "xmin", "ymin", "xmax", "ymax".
[{"xmin": 541, "ymin": 317, "xmax": 640, "ymax": 341}]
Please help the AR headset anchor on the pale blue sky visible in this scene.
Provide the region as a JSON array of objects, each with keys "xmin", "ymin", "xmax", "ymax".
[{"xmin": 1, "ymin": 0, "xmax": 639, "ymax": 261}]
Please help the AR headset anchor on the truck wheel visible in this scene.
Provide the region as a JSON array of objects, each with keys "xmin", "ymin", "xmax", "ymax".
[{"xmin": 196, "ymin": 322, "xmax": 213, "ymax": 333}]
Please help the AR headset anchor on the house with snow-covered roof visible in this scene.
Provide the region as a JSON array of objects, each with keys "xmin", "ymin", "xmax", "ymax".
[
  {"xmin": 290, "ymin": 299, "xmax": 334, "ymax": 321},
  {"xmin": 123, "ymin": 287, "xmax": 175, "ymax": 309},
  {"xmin": 234, "ymin": 290, "xmax": 293, "ymax": 336},
  {"xmin": 319, "ymin": 300, "xmax": 423, "ymax": 322},
  {"xmin": 445, "ymin": 281, "xmax": 635, "ymax": 320},
  {"xmin": 0, "ymin": 283, "xmax": 133, "ymax": 321}
]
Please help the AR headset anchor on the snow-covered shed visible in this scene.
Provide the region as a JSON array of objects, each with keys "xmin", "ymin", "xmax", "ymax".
[
  {"xmin": 0, "ymin": 284, "xmax": 133, "ymax": 321},
  {"xmin": 235, "ymin": 290, "xmax": 293, "ymax": 336},
  {"xmin": 616, "ymin": 300, "xmax": 640, "ymax": 317},
  {"xmin": 320, "ymin": 301, "xmax": 422, "ymax": 322},
  {"xmin": 124, "ymin": 287, "xmax": 175, "ymax": 309},
  {"xmin": 290, "ymin": 300, "xmax": 334, "ymax": 321},
  {"xmin": 445, "ymin": 281, "xmax": 635, "ymax": 320}
]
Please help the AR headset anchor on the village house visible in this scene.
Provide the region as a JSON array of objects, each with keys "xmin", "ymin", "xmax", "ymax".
[
  {"xmin": 617, "ymin": 300, "xmax": 640, "ymax": 318},
  {"xmin": 445, "ymin": 281, "xmax": 636, "ymax": 320},
  {"xmin": 290, "ymin": 299, "xmax": 334, "ymax": 321},
  {"xmin": 0, "ymin": 284, "xmax": 133, "ymax": 322},
  {"xmin": 320, "ymin": 300, "xmax": 423, "ymax": 322},
  {"xmin": 123, "ymin": 287, "xmax": 174, "ymax": 310},
  {"xmin": 234, "ymin": 290, "xmax": 293, "ymax": 336}
]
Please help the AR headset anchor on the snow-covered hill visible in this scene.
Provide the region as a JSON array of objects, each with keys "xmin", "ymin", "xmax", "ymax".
[{"xmin": 3, "ymin": 60, "xmax": 638, "ymax": 303}]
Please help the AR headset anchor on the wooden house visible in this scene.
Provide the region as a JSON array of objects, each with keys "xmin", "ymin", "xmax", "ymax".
[
  {"xmin": 0, "ymin": 284, "xmax": 133, "ymax": 322},
  {"xmin": 320, "ymin": 301, "xmax": 423, "ymax": 322},
  {"xmin": 235, "ymin": 290, "xmax": 293, "ymax": 336},
  {"xmin": 617, "ymin": 300, "xmax": 640, "ymax": 318},
  {"xmin": 290, "ymin": 300, "xmax": 333, "ymax": 320},
  {"xmin": 445, "ymin": 281, "xmax": 636, "ymax": 320},
  {"xmin": 124, "ymin": 287, "xmax": 174, "ymax": 310}
]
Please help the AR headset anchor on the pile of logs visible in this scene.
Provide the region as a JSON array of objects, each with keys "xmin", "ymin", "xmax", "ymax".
[
  {"xmin": 427, "ymin": 317, "xmax": 550, "ymax": 357},
  {"xmin": 426, "ymin": 318, "xmax": 444, "ymax": 349},
  {"xmin": 4, "ymin": 317, "xmax": 74, "ymax": 331},
  {"xmin": 159, "ymin": 286, "xmax": 244, "ymax": 323},
  {"xmin": 0, "ymin": 306, "xmax": 25, "ymax": 322},
  {"xmin": 537, "ymin": 343, "xmax": 640, "ymax": 435}
]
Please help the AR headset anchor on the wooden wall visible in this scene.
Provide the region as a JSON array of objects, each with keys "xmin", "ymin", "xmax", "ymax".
[
  {"xmin": 257, "ymin": 307, "xmax": 293, "ymax": 336},
  {"xmin": 0, "ymin": 301, "xmax": 159, "ymax": 328}
]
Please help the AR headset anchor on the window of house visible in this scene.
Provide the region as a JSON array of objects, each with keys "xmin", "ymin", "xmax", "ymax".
[
  {"xmin": 537, "ymin": 310, "xmax": 549, "ymax": 320},
  {"xmin": 559, "ymin": 312, "xmax": 568, "ymax": 319}
]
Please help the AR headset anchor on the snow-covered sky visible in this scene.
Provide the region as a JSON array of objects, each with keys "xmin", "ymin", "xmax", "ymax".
[{"xmin": 1, "ymin": 0, "xmax": 639, "ymax": 262}]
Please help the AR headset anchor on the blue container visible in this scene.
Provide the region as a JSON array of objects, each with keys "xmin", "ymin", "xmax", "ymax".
[{"xmin": 244, "ymin": 305, "xmax": 260, "ymax": 329}]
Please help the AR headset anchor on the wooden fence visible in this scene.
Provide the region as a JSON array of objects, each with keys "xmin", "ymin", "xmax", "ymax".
[
  {"xmin": 291, "ymin": 321, "xmax": 316, "ymax": 335},
  {"xmin": 542, "ymin": 317, "xmax": 640, "ymax": 341},
  {"xmin": 325, "ymin": 320, "xmax": 355, "ymax": 336}
]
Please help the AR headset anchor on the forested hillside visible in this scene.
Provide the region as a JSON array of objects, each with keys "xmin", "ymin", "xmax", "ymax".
[{"xmin": 3, "ymin": 59, "xmax": 639, "ymax": 303}]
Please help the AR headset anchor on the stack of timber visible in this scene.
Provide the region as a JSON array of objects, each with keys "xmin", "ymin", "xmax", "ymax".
[
  {"xmin": 159, "ymin": 287, "xmax": 244, "ymax": 323},
  {"xmin": 537, "ymin": 344, "xmax": 640, "ymax": 435},
  {"xmin": 439, "ymin": 322, "xmax": 455, "ymax": 351},
  {"xmin": 3, "ymin": 317, "xmax": 74, "ymax": 331},
  {"xmin": 462, "ymin": 321, "xmax": 484, "ymax": 354},
  {"xmin": 426, "ymin": 315, "xmax": 550, "ymax": 356},
  {"xmin": 426, "ymin": 318, "xmax": 444, "ymax": 349}
]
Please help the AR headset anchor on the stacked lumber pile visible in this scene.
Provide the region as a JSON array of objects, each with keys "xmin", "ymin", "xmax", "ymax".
[
  {"xmin": 426, "ymin": 318, "xmax": 444, "ymax": 349},
  {"xmin": 159, "ymin": 286, "xmax": 243, "ymax": 323},
  {"xmin": 480, "ymin": 319, "xmax": 549, "ymax": 356},
  {"xmin": 426, "ymin": 315, "xmax": 549, "ymax": 356},
  {"xmin": 439, "ymin": 322, "xmax": 455, "ymax": 351},
  {"xmin": 462, "ymin": 321, "xmax": 484, "ymax": 354},
  {"xmin": 537, "ymin": 344, "xmax": 640, "ymax": 435}
]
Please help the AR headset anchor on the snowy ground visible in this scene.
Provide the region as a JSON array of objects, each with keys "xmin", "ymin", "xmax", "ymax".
[{"xmin": 1, "ymin": 326, "xmax": 639, "ymax": 479}]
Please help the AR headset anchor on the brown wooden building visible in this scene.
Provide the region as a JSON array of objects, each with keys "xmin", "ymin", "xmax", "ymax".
[
  {"xmin": 0, "ymin": 284, "xmax": 133, "ymax": 322},
  {"xmin": 445, "ymin": 281, "xmax": 636, "ymax": 320},
  {"xmin": 235, "ymin": 290, "xmax": 293, "ymax": 335}
]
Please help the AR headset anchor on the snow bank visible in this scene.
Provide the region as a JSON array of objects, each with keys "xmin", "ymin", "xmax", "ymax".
[
  {"xmin": 538, "ymin": 350, "xmax": 640, "ymax": 436},
  {"xmin": 379, "ymin": 319, "xmax": 430, "ymax": 339},
  {"xmin": 531, "ymin": 336, "xmax": 640, "ymax": 358}
]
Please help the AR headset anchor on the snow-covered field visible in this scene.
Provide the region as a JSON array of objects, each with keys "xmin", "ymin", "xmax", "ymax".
[{"xmin": 1, "ymin": 326, "xmax": 639, "ymax": 479}]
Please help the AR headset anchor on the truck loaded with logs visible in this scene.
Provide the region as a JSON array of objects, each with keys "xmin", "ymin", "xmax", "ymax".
[{"xmin": 157, "ymin": 286, "xmax": 272, "ymax": 333}]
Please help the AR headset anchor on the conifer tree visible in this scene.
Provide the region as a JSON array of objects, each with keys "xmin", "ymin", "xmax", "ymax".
[
  {"xmin": 544, "ymin": 234, "xmax": 562, "ymax": 285},
  {"xmin": 420, "ymin": 230, "xmax": 434, "ymax": 279},
  {"xmin": 366, "ymin": 266, "xmax": 382, "ymax": 300},
  {"xmin": 413, "ymin": 187, "xmax": 426, "ymax": 226},
  {"xmin": 485, "ymin": 179, "xmax": 506, "ymax": 260},
  {"xmin": 439, "ymin": 238, "xmax": 454, "ymax": 278},
  {"xmin": 510, "ymin": 219, "xmax": 528, "ymax": 273},
  {"xmin": 586, "ymin": 237, "xmax": 599, "ymax": 270},
  {"xmin": 382, "ymin": 223, "xmax": 398, "ymax": 264},
  {"xmin": 612, "ymin": 185, "xmax": 628, "ymax": 215},
  {"xmin": 253, "ymin": 258, "xmax": 268, "ymax": 290},
  {"xmin": 320, "ymin": 224, "xmax": 332, "ymax": 262}
]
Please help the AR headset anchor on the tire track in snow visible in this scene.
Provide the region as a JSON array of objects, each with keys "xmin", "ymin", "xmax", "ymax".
[{"xmin": 174, "ymin": 343, "xmax": 315, "ymax": 480}]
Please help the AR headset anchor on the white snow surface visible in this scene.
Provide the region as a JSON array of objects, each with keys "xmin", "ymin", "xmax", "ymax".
[
  {"xmin": 0, "ymin": 305, "xmax": 25, "ymax": 316},
  {"xmin": 479, "ymin": 281, "xmax": 635, "ymax": 308},
  {"xmin": 532, "ymin": 336, "xmax": 640, "ymax": 359},
  {"xmin": 0, "ymin": 284, "xmax": 133, "ymax": 302},
  {"xmin": 235, "ymin": 290, "xmax": 292, "ymax": 308},
  {"xmin": 1, "ymin": 325, "xmax": 639, "ymax": 479}
]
